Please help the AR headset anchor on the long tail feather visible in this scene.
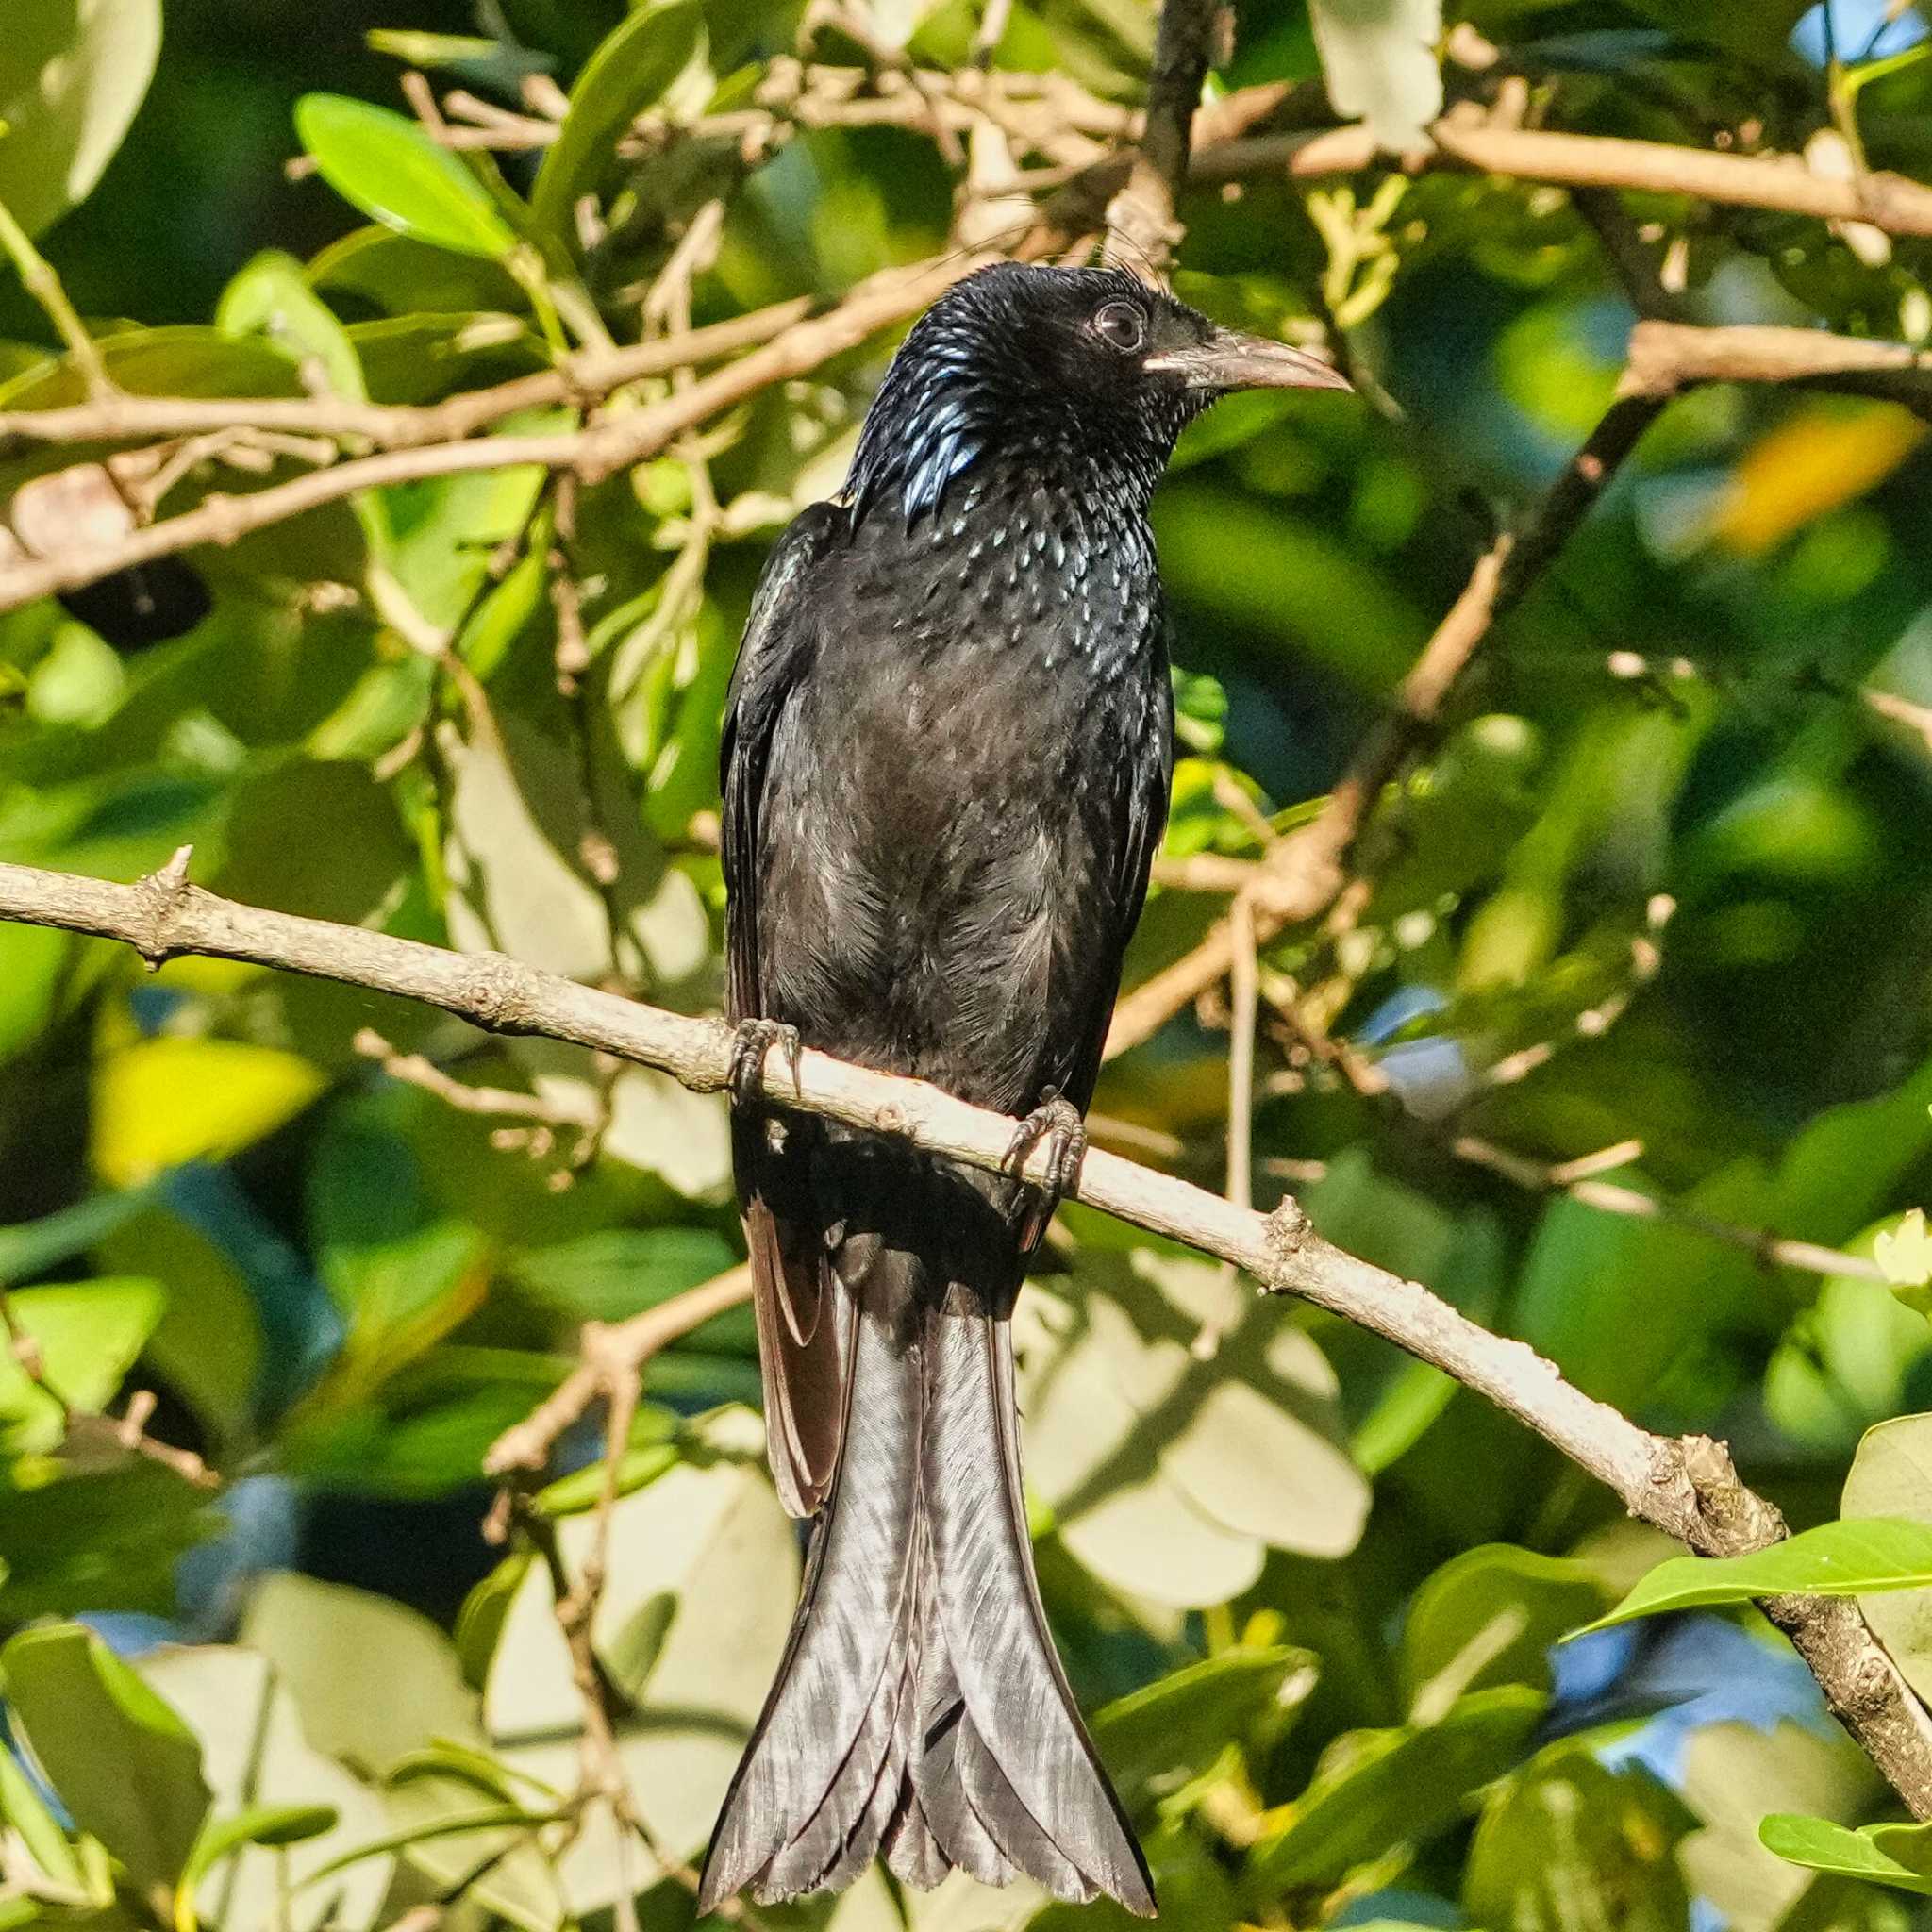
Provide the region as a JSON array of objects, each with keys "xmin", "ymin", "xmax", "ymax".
[{"xmin": 698, "ymin": 1242, "xmax": 1152, "ymax": 1916}]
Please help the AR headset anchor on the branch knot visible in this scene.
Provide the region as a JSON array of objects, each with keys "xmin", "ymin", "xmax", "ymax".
[
  {"xmin": 131, "ymin": 845, "xmax": 193, "ymax": 967},
  {"xmin": 1260, "ymin": 1195, "xmax": 1312, "ymax": 1291},
  {"xmin": 462, "ymin": 953, "xmax": 538, "ymax": 1033}
]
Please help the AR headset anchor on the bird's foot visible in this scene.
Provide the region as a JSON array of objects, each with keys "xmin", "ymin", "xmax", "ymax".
[
  {"xmin": 729, "ymin": 1018, "xmax": 802, "ymax": 1109},
  {"xmin": 1005, "ymin": 1090, "xmax": 1087, "ymax": 1211}
]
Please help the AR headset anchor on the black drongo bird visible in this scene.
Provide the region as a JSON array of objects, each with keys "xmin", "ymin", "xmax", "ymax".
[{"xmin": 700, "ymin": 262, "xmax": 1349, "ymax": 1916}]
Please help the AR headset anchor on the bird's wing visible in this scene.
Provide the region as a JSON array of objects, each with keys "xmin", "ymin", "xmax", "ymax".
[
  {"xmin": 721, "ymin": 499, "xmax": 850, "ymax": 1518},
  {"xmin": 1014, "ymin": 676, "xmax": 1172, "ymax": 1255}
]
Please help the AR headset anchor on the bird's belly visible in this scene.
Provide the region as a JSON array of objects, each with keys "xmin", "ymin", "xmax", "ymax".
[{"xmin": 760, "ymin": 645, "xmax": 1139, "ymax": 1111}]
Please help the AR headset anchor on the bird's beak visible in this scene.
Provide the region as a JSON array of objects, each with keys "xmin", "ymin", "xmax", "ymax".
[{"xmin": 1143, "ymin": 329, "xmax": 1353, "ymax": 394}]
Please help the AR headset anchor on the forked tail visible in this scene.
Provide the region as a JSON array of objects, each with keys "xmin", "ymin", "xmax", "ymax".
[{"xmin": 697, "ymin": 1245, "xmax": 1153, "ymax": 1914}]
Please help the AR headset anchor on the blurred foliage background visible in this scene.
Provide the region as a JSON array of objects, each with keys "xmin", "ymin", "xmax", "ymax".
[{"xmin": 8, "ymin": 0, "xmax": 1932, "ymax": 1926}]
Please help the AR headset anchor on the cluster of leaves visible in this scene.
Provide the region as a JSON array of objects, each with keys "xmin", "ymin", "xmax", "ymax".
[{"xmin": 7, "ymin": 0, "xmax": 1932, "ymax": 1928}]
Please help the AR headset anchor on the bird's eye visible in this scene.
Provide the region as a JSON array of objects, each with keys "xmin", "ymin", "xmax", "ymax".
[{"xmin": 1092, "ymin": 301, "xmax": 1146, "ymax": 352}]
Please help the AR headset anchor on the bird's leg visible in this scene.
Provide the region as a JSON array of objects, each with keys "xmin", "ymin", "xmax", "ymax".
[
  {"xmin": 729, "ymin": 1017, "xmax": 802, "ymax": 1110},
  {"xmin": 1005, "ymin": 1089, "xmax": 1087, "ymax": 1215}
]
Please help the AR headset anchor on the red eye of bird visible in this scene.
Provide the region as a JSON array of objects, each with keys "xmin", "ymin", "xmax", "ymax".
[{"xmin": 1092, "ymin": 300, "xmax": 1146, "ymax": 351}]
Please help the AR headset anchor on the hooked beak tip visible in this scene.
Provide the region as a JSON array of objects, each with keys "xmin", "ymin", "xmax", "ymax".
[{"xmin": 1145, "ymin": 332, "xmax": 1354, "ymax": 395}]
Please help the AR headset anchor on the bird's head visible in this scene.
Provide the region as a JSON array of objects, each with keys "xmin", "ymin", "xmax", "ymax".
[{"xmin": 847, "ymin": 261, "xmax": 1351, "ymax": 527}]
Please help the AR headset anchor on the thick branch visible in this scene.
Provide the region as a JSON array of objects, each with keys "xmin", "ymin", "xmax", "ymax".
[
  {"xmin": 3, "ymin": 851, "xmax": 1930, "ymax": 1814},
  {"xmin": 1625, "ymin": 319, "xmax": 1932, "ymax": 419}
]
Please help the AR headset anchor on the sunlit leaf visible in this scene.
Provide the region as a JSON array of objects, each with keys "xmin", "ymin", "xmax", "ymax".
[
  {"xmin": 3, "ymin": 1624, "xmax": 211, "ymax": 1892},
  {"xmin": 140, "ymin": 1644, "xmax": 393, "ymax": 1932},
  {"xmin": 1760, "ymin": 1813, "xmax": 1932, "ymax": 1895},
  {"xmin": 1841, "ymin": 1416, "xmax": 1932, "ymax": 1707},
  {"xmin": 0, "ymin": 0, "xmax": 160, "ymax": 238},
  {"xmin": 92, "ymin": 1038, "xmax": 326, "ymax": 1188},
  {"xmin": 0, "ymin": 1276, "xmax": 163, "ymax": 1454},
  {"xmin": 1579, "ymin": 1520, "xmax": 1932, "ymax": 1633},
  {"xmin": 1307, "ymin": 0, "xmax": 1442, "ymax": 151},
  {"xmin": 530, "ymin": 3, "xmax": 707, "ymax": 242},
  {"xmin": 294, "ymin": 94, "xmax": 519, "ymax": 260}
]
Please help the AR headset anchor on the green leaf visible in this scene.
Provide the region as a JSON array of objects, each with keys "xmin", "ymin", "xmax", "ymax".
[
  {"xmin": 1466, "ymin": 1748, "xmax": 1694, "ymax": 1932},
  {"xmin": 1021, "ymin": 1249, "xmax": 1367, "ymax": 1610},
  {"xmin": 1091, "ymin": 1644, "xmax": 1317, "ymax": 1807},
  {"xmin": 533, "ymin": 1440, "xmax": 680, "ymax": 1517},
  {"xmin": 0, "ymin": 0, "xmax": 160, "ymax": 238},
  {"xmin": 179, "ymin": 1804, "xmax": 341, "ymax": 1927},
  {"xmin": 0, "ymin": 1727, "xmax": 84, "ymax": 1890},
  {"xmin": 1244, "ymin": 1685, "xmax": 1544, "ymax": 1896},
  {"xmin": 1841, "ymin": 1416, "xmax": 1932, "ymax": 1706},
  {"xmin": 508, "ymin": 1226, "xmax": 741, "ymax": 1325},
  {"xmin": 307, "ymin": 1093, "xmax": 491, "ymax": 1391},
  {"xmin": 388, "ymin": 1741, "xmax": 557, "ymax": 1808},
  {"xmin": 1403, "ymin": 1544, "xmax": 1612, "ymax": 1711},
  {"xmin": 3, "ymin": 1624, "xmax": 211, "ymax": 1892},
  {"xmin": 1877, "ymin": 1208, "xmax": 1932, "ymax": 1295},
  {"xmin": 0, "ymin": 1462, "xmax": 219, "ymax": 1621},
  {"xmin": 291, "ymin": 1806, "xmax": 541, "ymax": 1890},
  {"xmin": 293, "ymin": 94, "xmax": 519, "ymax": 260},
  {"xmin": 1619, "ymin": 0, "xmax": 1810, "ymax": 60},
  {"xmin": 0, "ymin": 1277, "xmax": 165, "ymax": 1454},
  {"xmin": 307, "ymin": 224, "xmax": 526, "ymax": 318},
  {"xmin": 1578, "ymin": 1520, "xmax": 1932, "ymax": 1633},
  {"xmin": 1759, "ymin": 1813, "xmax": 1932, "ymax": 1895},
  {"xmin": 218, "ymin": 251, "xmax": 366, "ymax": 402},
  {"xmin": 138, "ymin": 1645, "xmax": 394, "ymax": 1932},
  {"xmin": 455, "ymin": 1551, "xmax": 532, "ymax": 1689},
  {"xmin": 239, "ymin": 1573, "xmax": 479, "ymax": 1781},
  {"xmin": 530, "ymin": 2, "xmax": 707, "ymax": 243}
]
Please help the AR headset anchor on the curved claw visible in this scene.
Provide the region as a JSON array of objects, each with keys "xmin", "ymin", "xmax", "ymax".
[
  {"xmin": 1005, "ymin": 1090, "xmax": 1087, "ymax": 1213},
  {"xmin": 730, "ymin": 1017, "xmax": 802, "ymax": 1110}
]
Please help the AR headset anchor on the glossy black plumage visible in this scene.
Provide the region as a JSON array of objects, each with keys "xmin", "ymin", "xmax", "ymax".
[{"xmin": 700, "ymin": 262, "xmax": 1348, "ymax": 1917}]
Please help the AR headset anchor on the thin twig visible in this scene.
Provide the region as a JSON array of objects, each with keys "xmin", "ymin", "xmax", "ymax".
[
  {"xmin": 0, "ymin": 192, "xmax": 112, "ymax": 398},
  {"xmin": 486, "ymin": 1268, "xmax": 754, "ymax": 1477},
  {"xmin": 1452, "ymin": 1137, "xmax": 1891, "ymax": 1283},
  {"xmin": 1225, "ymin": 893, "xmax": 1257, "ymax": 1212}
]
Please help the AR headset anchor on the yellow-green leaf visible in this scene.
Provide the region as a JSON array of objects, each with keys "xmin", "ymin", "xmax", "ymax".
[
  {"xmin": 1575, "ymin": 1519, "xmax": 1932, "ymax": 1634},
  {"xmin": 0, "ymin": 1276, "xmax": 164, "ymax": 1452},
  {"xmin": 530, "ymin": 3, "xmax": 706, "ymax": 243},
  {"xmin": 294, "ymin": 94, "xmax": 519, "ymax": 260},
  {"xmin": 92, "ymin": 1037, "xmax": 325, "ymax": 1186},
  {"xmin": 0, "ymin": 0, "xmax": 160, "ymax": 238}
]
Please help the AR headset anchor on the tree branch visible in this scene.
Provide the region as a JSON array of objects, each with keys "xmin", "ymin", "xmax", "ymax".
[
  {"xmin": 3, "ymin": 850, "xmax": 1930, "ymax": 1816},
  {"xmin": 0, "ymin": 298, "xmax": 817, "ymax": 454},
  {"xmin": 1103, "ymin": 0, "xmax": 1224, "ymax": 275},
  {"xmin": 1199, "ymin": 120, "xmax": 1932, "ymax": 238}
]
